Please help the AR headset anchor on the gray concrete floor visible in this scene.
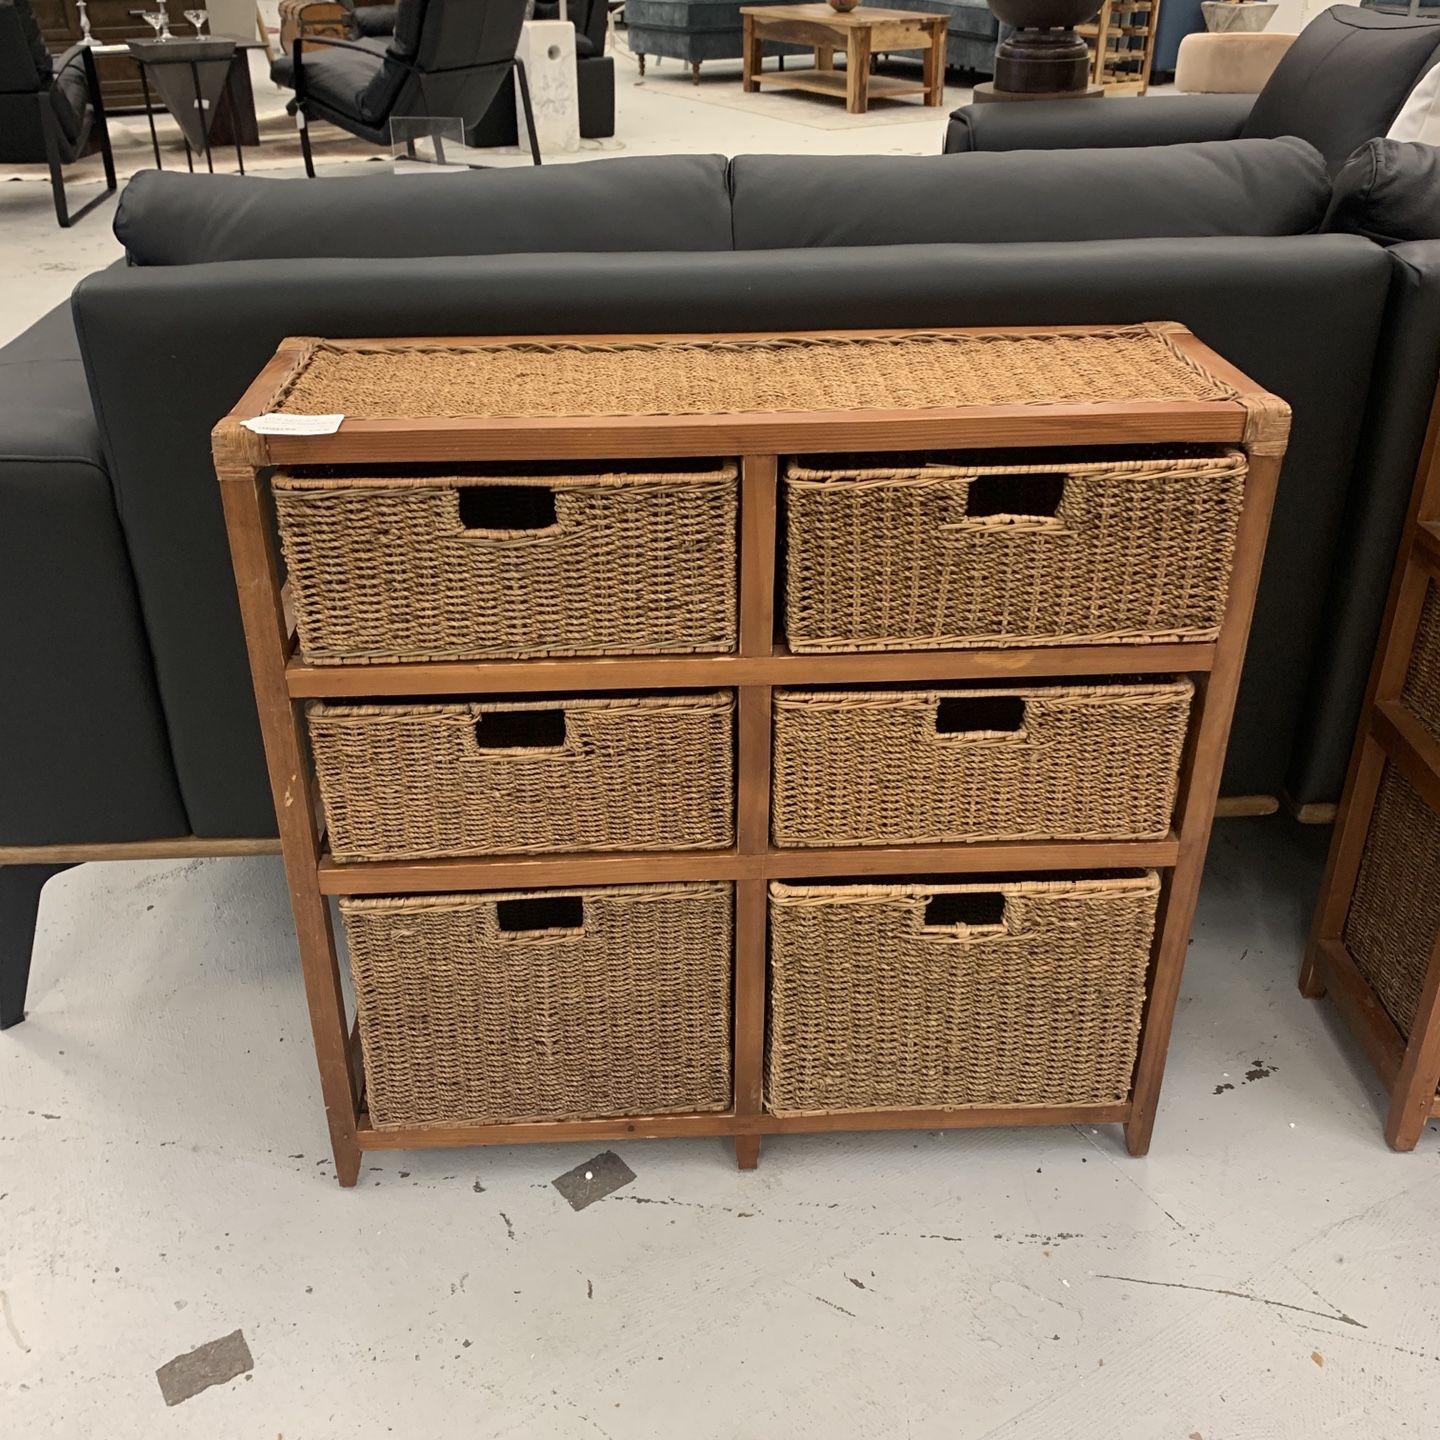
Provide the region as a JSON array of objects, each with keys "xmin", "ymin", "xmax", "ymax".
[
  {"xmin": 6, "ymin": 820, "xmax": 1439, "ymax": 1437},
  {"xmin": 4, "ymin": 47, "xmax": 1439, "ymax": 1438}
]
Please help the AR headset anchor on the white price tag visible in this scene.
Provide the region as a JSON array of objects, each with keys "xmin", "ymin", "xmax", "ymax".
[{"xmin": 242, "ymin": 413, "xmax": 345, "ymax": 436}]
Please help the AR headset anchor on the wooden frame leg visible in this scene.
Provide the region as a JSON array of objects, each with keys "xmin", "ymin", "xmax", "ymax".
[
  {"xmin": 923, "ymin": 21, "xmax": 944, "ymax": 105},
  {"xmin": 0, "ymin": 864, "xmax": 72, "ymax": 1030},
  {"xmin": 691, "ymin": 59, "xmax": 701, "ymax": 84},
  {"xmin": 735, "ymin": 1135, "xmax": 761, "ymax": 1170},
  {"xmin": 1125, "ymin": 445, "xmax": 1284, "ymax": 1157},
  {"xmin": 1297, "ymin": 951, "xmax": 1327, "ymax": 1000},
  {"xmin": 845, "ymin": 30, "xmax": 871, "ymax": 114},
  {"xmin": 214, "ymin": 431, "xmax": 364, "ymax": 1189},
  {"xmin": 1384, "ymin": 931, "xmax": 1440, "ymax": 1151},
  {"xmin": 742, "ymin": 15, "xmax": 759, "ymax": 92}
]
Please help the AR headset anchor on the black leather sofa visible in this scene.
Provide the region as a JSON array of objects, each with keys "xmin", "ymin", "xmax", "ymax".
[
  {"xmin": 942, "ymin": 2, "xmax": 1440, "ymax": 819},
  {"xmin": 3, "ymin": 130, "xmax": 1440, "ymax": 1025}
]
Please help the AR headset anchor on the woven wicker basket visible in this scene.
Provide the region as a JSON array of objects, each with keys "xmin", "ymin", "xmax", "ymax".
[
  {"xmin": 309, "ymin": 693, "xmax": 735, "ymax": 861},
  {"xmin": 782, "ymin": 449, "xmax": 1247, "ymax": 652},
  {"xmin": 766, "ymin": 874, "xmax": 1159, "ymax": 1114},
  {"xmin": 340, "ymin": 883, "xmax": 734, "ymax": 1129},
  {"xmin": 771, "ymin": 681, "xmax": 1192, "ymax": 847},
  {"xmin": 1403, "ymin": 581, "xmax": 1440, "ymax": 746},
  {"xmin": 274, "ymin": 464, "xmax": 738, "ymax": 663},
  {"xmin": 1343, "ymin": 767, "xmax": 1440, "ymax": 1039}
]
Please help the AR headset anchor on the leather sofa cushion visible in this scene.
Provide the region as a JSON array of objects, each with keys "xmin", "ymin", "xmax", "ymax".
[
  {"xmin": 625, "ymin": 0, "xmax": 760, "ymax": 32},
  {"xmin": 0, "ymin": 0, "xmax": 53, "ymax": 87},
  {"xmin": 351, "ymin": 4, "xmax": 398, "ymax": 36},
  {"xmin": 49, "ymin": 46, "xmax": 91, "ymax": 145},
  {"xmin": 114, "ymin": 156, "xmax": 735, "ymax": 263},
  {"xmin": 731, "ymin": 139, "xmax": 1331, "ymax": 249},
  {"xmin": 867, "ymin": 0, "xmax": 995, "ymax": 36},
  {"xmin": 1240, "ymin": 5, "xmax": 1440, "ymax": 171},
  {"xmin": 268, "ymin": 42, "xmax": 380, "ymax": 121},
  {"xmin": 1324, "ymin": 137, "xmax": 1440, "ymax": 244}
]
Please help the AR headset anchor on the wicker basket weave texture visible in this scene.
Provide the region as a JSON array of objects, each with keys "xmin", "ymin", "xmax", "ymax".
[
  {"xmin": 275, "ymin": 329, "xmax": 1240, "ymax": 420},
  {"xmin": 1343, "ymin": 767, "xmax": 1440, "ymax": 1038},
  {"xmin": 274, "ymin": 467, "xmax": 738, "ymax": 663},
  {"xmin": 770, "ymin": 681, "xmax": 1192, "ymax": 847},
  {"xmin": 765, "ymin": 875, "xmax": 1159, "ymax": 1114},
  {"xmin": 782, "ymin": 451, "xmax": 1247, "ymax": 652},
  {"xmin": 341, "ymin": 884, "xmax": 734, "ymax": 1129},
  {"xmin": 1402, "ymin": 581, "xmax": 1440, "ymax": 746},
  {"xmin": 309, "ymin": 694, "xmax": 735, "ymax": 861}
]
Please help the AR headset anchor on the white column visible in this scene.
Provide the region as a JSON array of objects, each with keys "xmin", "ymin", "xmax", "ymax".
[{"xmin": 515, "ymin": 18, "xmax": 581, "ymax": 156}]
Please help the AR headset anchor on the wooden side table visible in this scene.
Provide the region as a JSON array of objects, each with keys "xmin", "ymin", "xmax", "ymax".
[{"xmin": 740, "ymin": 4, "xmax": 947, "ymax": 114}]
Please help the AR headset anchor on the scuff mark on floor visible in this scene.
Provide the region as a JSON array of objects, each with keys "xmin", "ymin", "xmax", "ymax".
[
  {"xmin": 814, "ymin": 1295, "xmax": 857, "ymax": 1320},
  {"xmin": 1097, "ymin": 1274, "xmax": 1364, "ymax": 1327},
  {"xmin": 1, "ymin": 1289, "xmax": 30, "ymax": 1353},
  {"xmin": 499, "ymin": 1212, "xmax": 516, "ymax": 1242},
  {"xmin": 155, "ymin": 1328, "xmax": 254, "ymax": 1407}
]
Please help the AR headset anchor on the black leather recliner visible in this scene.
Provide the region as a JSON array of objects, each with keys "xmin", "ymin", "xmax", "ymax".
[
  {"xmin": 0, "ymin": 0, "xmax": 115, "ymax": 226},
  {"xmin": 270, "ymin": 0, "xmax": 540, "ymax": 173}
]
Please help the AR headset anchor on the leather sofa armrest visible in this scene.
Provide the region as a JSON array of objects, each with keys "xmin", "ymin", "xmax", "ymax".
[
  {"xmin": 350, "ymin": 4, "xmax": 397, "ymax": 37},
  {"xmin": 943, "ymin": 93, "xmax": 1256, "ymax": 154},
  {"xmin": 0, "ymin": 305, "xmax": 186, "ymax": 844}
]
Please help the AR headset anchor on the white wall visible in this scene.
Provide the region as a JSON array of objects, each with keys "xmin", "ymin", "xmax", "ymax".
[{"xmin": 1267, "ymin": 0, "xmax": 1354, "ymax": 37}]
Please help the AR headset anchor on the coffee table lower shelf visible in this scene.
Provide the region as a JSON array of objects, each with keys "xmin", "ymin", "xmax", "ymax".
[{"xmin": 751, "ymin": 67, "xmax": 932, "ymax": 103}]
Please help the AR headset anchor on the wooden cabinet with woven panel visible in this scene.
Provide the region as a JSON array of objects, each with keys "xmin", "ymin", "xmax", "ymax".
[
  {"xmin": 1079, "ymin": 0, "xmax": 1161, "ymax": 95},
  {"xmin": 1302, "ymin": 381, "xmax": 1440, "ymax": 1150},
  {"xmin": 214, "ymin": 324, "xmax": 1287, "ymax": 1186}
]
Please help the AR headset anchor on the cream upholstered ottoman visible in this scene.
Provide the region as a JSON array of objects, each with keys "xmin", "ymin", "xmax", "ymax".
[{"xmin": 1174, "ymin": 31, "xmax": 1296, "ymax": 93}]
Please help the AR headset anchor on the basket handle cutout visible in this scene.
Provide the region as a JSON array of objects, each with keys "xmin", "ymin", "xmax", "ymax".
[
  {"xmin": 456, "ymin": 484, "xmax": 558, "ymax": 533},
  {"xmin": 473, "ymin": 708, "xmax": 567, "ymax": 751},
  {"xmin": 935, "ymin": 695, "xmax": 1026, "ymax": 736},
  {"xmin": 497, "ymin": 895, "xmax": 584, "ymax": 934},
  {"xmin": 923, "ymin": 892, "xmax": 1007, "ymax": 935},
  {"xmin": 966, "ymin": 472, "xmax": 1065, "ymax": 521}
]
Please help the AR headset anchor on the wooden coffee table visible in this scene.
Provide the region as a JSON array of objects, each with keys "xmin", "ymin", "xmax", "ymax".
[{"xmin": 740, "ymin": 4, "xmax": 948, "ymax": 114}]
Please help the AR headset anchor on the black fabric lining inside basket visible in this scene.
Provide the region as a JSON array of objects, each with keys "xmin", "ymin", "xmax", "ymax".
[
  {"xmin": 473, "ymin": 708, "xmax": 566, "ymax": 749},
  {"xmin": 457, "ymin": 484, "xmax": 558, "ymax": 531},
  {"xmin": 966, "ymin": 473, "xmax": 1065, "ymax": 520},
  {"xmin": 924, "ymin": 893, "xmax": 1006, "ymax": 928},
  {"xmin": 497, "ymin": 895, "xmax": 584, "ymax": 932},
  {"xmin": 935, "ymin": 695, "xmax": 1027, "ymax": 733}
]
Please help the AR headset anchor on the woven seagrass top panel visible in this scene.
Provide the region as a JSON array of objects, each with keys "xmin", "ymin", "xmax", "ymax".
[{"xmin": 275, "ymin": 327, "xmax": 1242, "ymax": 421}]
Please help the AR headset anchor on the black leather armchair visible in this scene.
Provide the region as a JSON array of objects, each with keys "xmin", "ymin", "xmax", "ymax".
[
  {"xmin": 469, "ymin": 0, "xmax": 616, "ymax": 145},
  {"xmin": 0, "ymin": 0, "xmax": 115, "ymax": 226},
  {"xmin": 271, "ymin": 0, "xmax": 539, "ymax": 173}
]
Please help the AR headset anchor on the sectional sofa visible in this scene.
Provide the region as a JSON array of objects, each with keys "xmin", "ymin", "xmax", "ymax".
[{"xmin": 3, "ymin": 113, "xmax": 1440, "ymax": 1024}]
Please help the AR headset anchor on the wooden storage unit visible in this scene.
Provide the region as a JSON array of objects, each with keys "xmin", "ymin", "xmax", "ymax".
[
  {"xmin": 1080, "ymin": 0, "xmax": 1162, "ymax": 96},
  {"xmin": 213, "ymin": 324, "xmax": 1287, "ymax": 1187},
  {"xmin": 1301, "ymin": 383, "xmax": 1440, "ymax": 1150}
]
